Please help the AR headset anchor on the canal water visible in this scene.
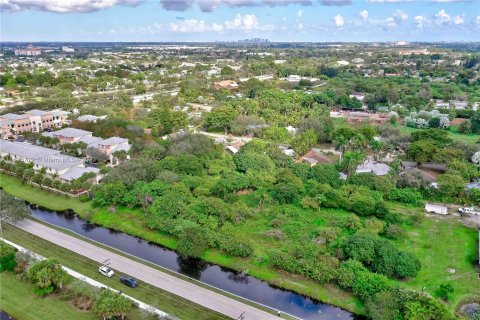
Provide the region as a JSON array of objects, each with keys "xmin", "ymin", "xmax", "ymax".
[{"xmin": 30, "ymin": 206, "xmax": 359, "ymax": 320}]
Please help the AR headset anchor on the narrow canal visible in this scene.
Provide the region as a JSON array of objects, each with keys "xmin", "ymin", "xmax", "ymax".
[{"xmin": 30, "ymin": 206, "xmax": 359, "ymax": 320}]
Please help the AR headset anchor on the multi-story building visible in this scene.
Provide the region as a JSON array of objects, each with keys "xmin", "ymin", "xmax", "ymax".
[
  {"xmin": 14, "ymin": 45, "xmax": 42, "ymax": 56},
  {"xmin": 0, "ymin": 109, "xmax": 70, "ymax": 139},
  {"xmin": 0, "ymin": 113, "xmax": 32, "ymax": 135}
]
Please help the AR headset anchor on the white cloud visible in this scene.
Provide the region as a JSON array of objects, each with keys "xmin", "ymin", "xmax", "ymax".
[
  {"xmin": 393, "ymin": 9, "xmax": 408, "ymax": 21},
  {"xmin": 0, "ymin": 0, "xmax": 140, "ymax": 13},
  {"xmin": 297, "ymin": 23, "xmax": 304, "ymax": 29},
  {"xmin": 476, "ymin": 16, "xmax": 480, "ymax": 26},
  {"xmin": 359, "ymin": 10, "xmax": 368, "ymax": 20},
  {"xmin": 333, "ymin": 14, "xmax": 345, "ymax": 27},
  {"xmin": 452, "ymin": 14, "xmax": 464, "ymax": 25},
  {"xmin": 170, "ymin": 19, "xmax": 208, "ymax": 32},
  {"xmin": 414, "ymin": 15, "xmax": 427, "ymax": 28},
  {"xmin": 433, "ymin": 9, "xmax": 465, "ymax": 26},
  {"xmin": 170, "ymin": 13, "xmax": 273, "ymax": 33},
  {"xmin": 297, "ymin": 10, "xmax": 303, "ymax": 17},
  {"xmin": 225, "ymin": 14, "xmax": 262, "ymax": 30},
  {"xmin": 434, "ymin": 9, "xmax": 451, "ymax": 24}
]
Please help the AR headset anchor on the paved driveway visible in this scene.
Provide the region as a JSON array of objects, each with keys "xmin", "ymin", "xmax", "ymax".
[{"xmin": 14, "ymin": 219, "xmax": 279, "ymax": 320}]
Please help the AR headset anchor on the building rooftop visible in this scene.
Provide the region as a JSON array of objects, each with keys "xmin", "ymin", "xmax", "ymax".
[
  {"xmin": 356, "ymin": 161, "xmax": 391, "ymax": 176},
  {"xmin": 0, "ymin": 140, "xmax": 59, "ymax": 160},
  {"xmin": 49, "ymin": 128, "xmax": 92, "ymax": 138},
  {"xmin": 35, "ymin": 154, "xmax": 84, "ymax": 171},
  {"xmin": 26, "ymin": 109, "xmax": 50, "ymax": 116},
  {"xmin": 59, "ymin": 166, "xmax": 100, "ymax": 181},
  {"xmin": 77, "ymin": 115, "xmax": 100, "ymax": 122},
  {"xmin": 1, "ymin": 113, "xmax": 29, "ymax": 120},
  {"xmin": 97, "ymin": 136, "xmax": 129, "ymax": 146}
]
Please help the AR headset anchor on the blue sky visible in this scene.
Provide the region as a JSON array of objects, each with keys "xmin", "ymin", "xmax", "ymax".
[{"xmin": 1, "ymin": 0, "xmax": 479, "ymax": 42}]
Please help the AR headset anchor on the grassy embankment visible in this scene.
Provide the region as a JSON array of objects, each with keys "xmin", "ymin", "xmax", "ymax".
[
  {"xmin": 0, "ymin": 272, "xmax": 98, "ymax": 320},
  {"xmin": 2, "ymin": 224, "xmax": 228, "ymax": 320},
  {"xmin": 2, "ymin": 172, "xmax": 479, "ymax": 314}
]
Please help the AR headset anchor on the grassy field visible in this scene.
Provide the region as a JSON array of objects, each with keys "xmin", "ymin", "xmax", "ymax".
[
  {"xmin": 401, "ymin": 125, "xmax": 479, "ymax": 144},
  {"xmin": 2, "ymin": 172, "xmax": 479, "ymax": 314},
  {"xmin": 396, "ymin": 216, "xmax": 480, "ymax": 308},
  {"xmin": 0, "ymin": 173, "xmax": 93, "ymax": 216},
  {"xmin": 0, "ymin": 272, "xmax": 97, "ymax": 320},
  {"xmin": 2, "ymin": 224, "xmax": 228, "ymax": 320}
]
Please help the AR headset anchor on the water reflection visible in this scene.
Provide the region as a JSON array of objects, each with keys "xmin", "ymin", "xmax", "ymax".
[{"xmin": 177, "ymin": 256, "xmax": 208, "ymax": 279}]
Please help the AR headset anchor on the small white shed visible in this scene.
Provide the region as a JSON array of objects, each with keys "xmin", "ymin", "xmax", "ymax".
[{"xmin": 425, "ymin": 203, "xmax": 448, "ymax": 215}]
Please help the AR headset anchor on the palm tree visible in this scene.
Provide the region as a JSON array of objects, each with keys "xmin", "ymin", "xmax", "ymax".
[{"xmin": 339, "ymin": 151, "xmax": 366, "ymax": 176}]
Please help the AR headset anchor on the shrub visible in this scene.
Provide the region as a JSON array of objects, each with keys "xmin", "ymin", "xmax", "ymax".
[
  {"xmin": 78, "ymin": 193, "xmax": 90, "ymax": 202},
  {"xmin": 350, "ymin": 192, "xmax": 377, "ymax": 216},
  {"xmin": 176, "ymin": 224, "xmax": 208, "ymax": 258},
  {"xmin": 384, "ymin": 224, "xmax": 405, "ymax": 239},
  {"xmin": 437, "ymin": 283, "xmax": 454, "ymax": 302},
  {"xmin": 352, "ymin": 271, "xmax": 390, "ymax": 301},
  {"xmin": 389, "ymin": 188, "xmax": 423, "ymax": 206},
  {"xmin": 271, "ymin": 183, "xmax": 299, "ymax": 204},
  {"xmin": 395, "ymin": 251, "xmax": 422, "ymax": 278},
  {"xmin": 218, "ymin": 237, "xmax": 253, "ymax": 257},
  {"xmin": 0, "ymin": 242, "xmax": 17, "ymax": 272},
  {"xmin": 337, "ymin": 259, "xmax": 367, "ymax": 290},
  {"xmin": 343, "ymin": 234, "xmax": 421, "ymax": 279}
]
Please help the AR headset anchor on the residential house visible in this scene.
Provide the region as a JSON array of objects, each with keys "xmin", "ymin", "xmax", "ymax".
[
  {"xmin": 44, "ymin": 128, "xmax": 93, "ymax": 144},
  {"xmin": 95, "ymin": 137, "xmax": 131, "ymax": 163},
  {"xmin": 225, "ymin": 140, "xmax": 246, "ymax": 155},
  {"xmin": 356, "ymin": 161, "xmax": 391, "ymax": 176},
  {"xmin": 302, "ymin": 150, "xmax": 333, "ymax": 167},
  {"xmin": 349, "ymin": 92, "xmax": 365, "ymax": 102},
  {"xmin": 76, "ymin": 115, "xmax": 107, "ymax": 123},
  {"xmin": 214, "ymin": 80, "xmax": 239, "ymax": 90}
]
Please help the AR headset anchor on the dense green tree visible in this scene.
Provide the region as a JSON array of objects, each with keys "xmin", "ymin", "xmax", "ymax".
[
  {"xmin": 291, "ymin": 129, "xmax": 318, "ymax": 155},
  {"xmin": 92, "ymin": 288, "xmax": 133, "ymax": 320},
  {"xmin": 176, "ymin": 224, "xmax": 208, "ymax": 258},
  {"xmin": 27, "ymin": 259, "xmax": 67, "ymax": 296},
  {"xmin": 0, "ymin": 190, "xmax": 30, "ymax": 236},
  {"xmin": 0, "ymin": 242, "xmax": 17, "ymax": 272},
  {"xmin": 204, "ymin": 105, "xmax": 237, "ymax": 133}
]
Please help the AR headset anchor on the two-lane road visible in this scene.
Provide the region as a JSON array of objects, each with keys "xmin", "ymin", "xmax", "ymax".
[{"xmin": 13, "ymin": 219, "xmax": 279, "ymax": 320}]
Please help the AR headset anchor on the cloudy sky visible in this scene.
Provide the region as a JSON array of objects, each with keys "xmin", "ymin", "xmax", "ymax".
[{"xmin": 1, "ymin": 0, "xmax": 479, "ymax": 42}]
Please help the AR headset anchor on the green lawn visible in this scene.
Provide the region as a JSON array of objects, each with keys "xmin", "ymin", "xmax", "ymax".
[
  {"xmin": 401, "ymin": 125, "xmax": 479, "ymax": 144},
  {"xmin": 396, "ymin": 216, "xmax": 480, "ymax": 308},
  {"xmin": 0, "ymin": 272, "xmax": 97, "ymax": 320},
  {"xmin": 2, "ymin": 224, "xmax": 228, "ymax": 320},
  {"xmin": 0, "ymin": 173, "xmax": 93, "ymax": 217}
]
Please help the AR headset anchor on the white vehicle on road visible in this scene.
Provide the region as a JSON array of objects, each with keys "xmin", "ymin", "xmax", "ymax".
[
  {"xmin": 458, "ymin": 207, "xmax": 480, "ymax": 216},
  {"xmin": 99, "ymin": 265, "xmax": 115, "ymax": 278}
]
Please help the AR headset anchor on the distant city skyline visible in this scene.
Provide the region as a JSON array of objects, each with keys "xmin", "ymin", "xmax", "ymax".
[{"xmin": 1, "ymin": 0, "xmax": 479, "ymax": 42}]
